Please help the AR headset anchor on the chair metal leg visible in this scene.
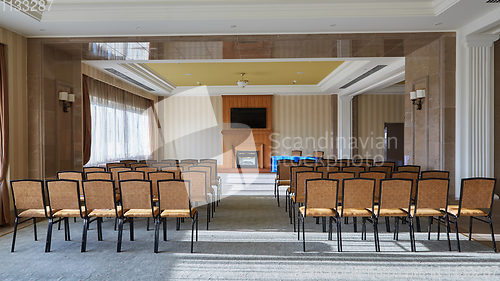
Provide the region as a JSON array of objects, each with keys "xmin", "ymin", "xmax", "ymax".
[
  {"xmin": 488, "ymin": 216, "xmax": 497, "ymax": 253},
  {"xmin": 322, "ymin": 217, "xmax": 327, "ymax": 233},
  {"xmin": 374, "ymin": 218, "xmax": 380, "ymax": 252},
  {"xmin": 117, "ymin": 218, "xmax": 124, "ymax": 252},
  {"xmin": 130, "ymin": 217, "xmax": 134, "ymax": 241},
  {"xmin": 196, "ymin": 213, "xmax": 199, "ymax": 242},
  {"xmin": 385, "ymin": 217, "xmax": 390, "ymax": 232},
  {"xmin": 292, "ymin": 202, "xmax": 296, "ymax": 231},
  {"xmin": 33, "ymin": 218, "xmax": 37, "ymax": 241},
  {"xmin": 297, "ymin": 213, "xmax": 301, "ymax": 241},
  {"xmin": 469, "ymin": 216, "xmax": 473, "ymax": 241},
  {"xmin": 45, "ymin": 218, "xmax": 53, "ymax": 253},
  {"xmin": 453, "ymin": 216, "xmax": 461, "ymax": 252},
  {"xmin": 65, "ymin": 218, "xmax": 71, "ymax": 241},
  {"xmin": 408, "ymin": 217, "xmax": 415, "ymax": 252},
  {"xmin": 362, "ymin": 217, "xmax": 366, "ymax": 240},
  {"xmin": 276, "ymin": 183, "xmax": 280, "ymax": 207},
  {"xmin": 416, "ymin": 217, "xmax": 421, "ymax": 232},
  {"xmin": 437, "ymin": 216, "xmax": 441, "ymax": 241},
  {"xmin": 163, "ymin": 218, "xmax": 168, "ymax": 241},
  {"xmin": 353, "ymin": 217, "xmax": 357, "ymax": 232},
  {"xmin": 446, "ymin": 215, "xmax": 452, "ymax": 251},
  {"xmin": 191, "ymin": 216, "xmax": 196, "ymax": 253},
  {"xmin": 302, "ymin": 215, "xmax": 306, "ymax": 252},
  {"xmin": 97, "ymin": 217, "xmax": 103, "ymax": 241},
  {"xmin": 146, "ymin": 218, "xmax": 150, "ymax": 231},
  {"xmin": 81, "ymin": 218, "xmax": 88, "ymax": 252},
  {"xmin": 427, "ymin": 216, "xmax": 432, "ymax": 240},
  {"xmin": 154, "ymin": 217, "xmax": 160, "ymax": 253},
  {"xmin": 395, "ymin": 217, "xmax": 400, "ymax": 241},
  {"xmin": 11, "ymin": 218, "xmax": 19, "ymax": 252},
  {"xmin": 337, "ymin": 218, "xmax": 342, "ymax": 252},
  {"xmin": 328, "ymin": 217, "xmax": 333, "ymax": 241},
  {"xmin": 207, "ymin": 204, "xmax": 210, "ymax": 230}
]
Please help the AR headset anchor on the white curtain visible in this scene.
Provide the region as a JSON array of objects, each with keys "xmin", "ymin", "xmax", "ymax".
[{"xmin": 86, "ymin": 78, "xmax": 151, "ymax": 166}]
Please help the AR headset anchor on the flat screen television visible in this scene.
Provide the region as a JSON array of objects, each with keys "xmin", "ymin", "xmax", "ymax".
[{"xmin": 230, "ymin": 108, "xmax": 267, "ymax": 129}]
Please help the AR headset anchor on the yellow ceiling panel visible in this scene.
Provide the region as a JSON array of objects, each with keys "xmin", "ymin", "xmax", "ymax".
[{"xmin": 145, "ymin": 61, "xmax": 344, "ymax": 87}]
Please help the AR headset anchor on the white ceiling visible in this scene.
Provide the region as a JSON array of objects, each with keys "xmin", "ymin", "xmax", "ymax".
[{"xmin": 0, "ymin": 0, "xmax": 499, "ymax": 37}]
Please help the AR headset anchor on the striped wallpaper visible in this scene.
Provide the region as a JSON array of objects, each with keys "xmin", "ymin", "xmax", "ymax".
[
  {"xmin": 0, "ymin": 27, "xmax": 28, "ymax": 212},
  {"xmin": 357, "ymin": 94, "xmax": 405, "ymax": 159},
  {"xmin": 158, "ymin": 95, "xmax": 224, "ymax": 164},
  {"xmin": 272, "ymin": 95, "xmax": 333, "ymax": 157}
]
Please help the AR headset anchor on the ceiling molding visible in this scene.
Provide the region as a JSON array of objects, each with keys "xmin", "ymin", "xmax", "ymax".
[
  {"xmin": 317, "ymin": 60, "xmax": 371, "ymax": 92},
  {"xmin": 433, "ymin": 0, "xmax": 460, "ymax": 16},
  {"xmin": 170, "ymin": 85, "xmax": 325, "ymax": 96},
  {"xmin": 118, "ymin": 63, "xmax": 176, "ymax": 93}
]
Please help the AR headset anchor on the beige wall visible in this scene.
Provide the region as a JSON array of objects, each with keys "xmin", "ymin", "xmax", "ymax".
[
  {"xmin": 272, "ymin": 95, "xmax": 333, "ymax": 157},
  {"xmin": 0, "ymin": 27, "xmax": 28, "ymax": 216},
  {"xmin": 494, "ymin": 40, "xmax": 500, "ymax": 193},
  {"xmin": 405, "ymin": 35, "xmax": 456, "ymax": 187},
  {"xmin": 356, "ymin": 94, "xmax": 405, "ymax": 159}
]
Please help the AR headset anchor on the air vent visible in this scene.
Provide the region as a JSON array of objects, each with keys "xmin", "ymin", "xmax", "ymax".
[
  {"xmin": 104, "ymin": 68, "xmax": 155, "ymax": 92},
  {"xmin": 486, "ymin": 0, "xmax": 500, "ymax": 3},
  {"xmin": 339, "ymin": 65, "xmax": 387, "ymax": 89}
]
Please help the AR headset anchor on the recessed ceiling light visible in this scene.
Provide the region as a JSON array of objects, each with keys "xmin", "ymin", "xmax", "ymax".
[
  {"xmin": 435, "ymin": 22, "xmax": 442, "ymax": 26},
  {"xmin": 134, "ymin": 27, "xmax": 141, "ymax": 30},
  {"xmin": 230, "ymin": 25, "xmax": 237, "ymax": 28},
  {"xmin": 297, "ymin": 72, "xmax": 304, "ymax": 74},
  {"xmin": 39, "ymin": 29, "xmax": 46, "ymax": 31},
  {"xmin": 185, "ymin": 73, "xmax": 192, "ymax": 76},
  {"xmin": 330, "ymin": 24, "xmax": 336, "ymax": 27}
]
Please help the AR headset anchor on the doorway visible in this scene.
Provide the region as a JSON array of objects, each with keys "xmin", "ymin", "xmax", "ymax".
[{"xmin": 384, "ymin": 123, "xmax": 404, "ymax": 166}]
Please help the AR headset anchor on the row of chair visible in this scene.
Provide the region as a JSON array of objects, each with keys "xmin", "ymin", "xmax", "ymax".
[
  {"xmin": 296, "ymin": 177, "xmax": 497, "ymax": 253},
  {"xmin": 11, "ymin": 178, "xmax": 199, "ymax": 253}
]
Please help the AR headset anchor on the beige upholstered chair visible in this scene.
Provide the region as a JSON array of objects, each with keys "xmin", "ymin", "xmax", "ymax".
[
  {"xmin": 181, "ymin": 159, "xmax": 199, "ymax": 165},
  {"xmin": 342, "ymin": 166, "xmax": 366, "ymax": 177},
  {"xmin": 291, "ymin": 171, "xmax": 322, "ymax": 232},
  {"xmin": 120, "ymin": 160, "xmax": 138, "ymax": 167},
  {"xmin": 199, "ymin": 160, "xmax": 221, "ymax": 206},
  {"xmin": 313, "ymin": 151, "xmax": 324, "ymax": 158},
  {"xmin": 397, "ymin": 165, "xmax": 421, "ymax": 173},
  {"xmin": 299, "ymin": 179, "xmax": 338, "ymax": 251},
  {"xmin": 45, "ymin": 179, "xmax": 88, "ymax": 252},
  {"xmin": 85, "ymin": 171, "xmax": 112, "ymax": 180},
  {"xmin": 446, "ymin": 178, "xmax": 496, "ymax": 252},
  {"xmin": 327, "ymin": 172, "xmax": 355, "ymax": 205},
  {"xmin": 118, "ymin": 170, "xmax": 145, "ymax": 181},
  {"xmin": 421, "ymin": 170, "xmax": 450, "ymax": 179},
  {"xmin": 287, "ymin": 166, "xmax": 314, "ymax": 214},
  {"xmin": 189, "ymin": 165, "xmax": 215, "ymax": 218},
  {"xmin": 10, "ymin": 180, "xmax": 48, "ymax": 252},
  {"xmin": 57, "ymin": 171, "xmax": 84, "ymax": 197},
  {"xmin": 316, "ymin": 166, "xmax": 340, "ymax": 178},
  {"xmin": 181, "ymin": 171, "xmax": 211, "ymax": 230},
  {"xmin": 109, "ymin": 167, "xmax": 132, "ymax": 189},
  {"xmin": 83, "ymin": 167, "xmax": 106, "ymax": 174},
  {"xmin": 359, "ymin": 171, "xmax": 387, "ymax": 202},
  {"xmin": 148, "ymin": 171, "xmax": 175, "ymax": 202},
  {"xmin": 275, "ymin": 160, "xmax": 296, "ymax": 207},
  {"xmin": 337, "ymin": 178, "xmax": 377, "ymax": 252},
  {"xmin": 369, "ymin": 166, "xmax": 392, "ymax": 178},
  {"xmin": 81, "ymin": 179, "xmax": 122, "ymax": 252},
  {"xmin": 178, "ymin": 163, "xmax": 194, "ymax": 170},
  {"xmin": 161, "ymin": 166, "xmax": 183, "ymax": 179},
  {"xmin": 291, "ymin": 150, "xmax": 302, "ymax": 156},
  {"xmin": 136, "ymin": 166, "xmax": 158, "ymax": 176},
  {"xmin": 161, "ymin": 159, "xmax": 179, "ymax": 166},
  {"xmin": 130, "ymin": 163, "xmax": 148, "ymax": 170},
  {"xmin": 117, "ymin": 179, "xmax": 159, "ymax": 252},
  {"xmin": 372, "ymin": 178, "xmax": 414, "ymax": 252},
  {"xmin": 374, "ymin": 161, "xmax": 396, "ymax": 173},
  {"xmin": 152, "ymin": 163, "xmax": 170, "ymax": 170},
  {"xmin": 156, "ymin": 179, "xmax": 198, "ymax": 253},
  {"xmin": 106, "ymin": 162, "xmax": 126, "ymax": 171}
]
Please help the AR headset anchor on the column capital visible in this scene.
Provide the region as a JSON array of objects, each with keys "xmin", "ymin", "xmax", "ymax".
[{"xmin": 465, "ymin": 34, "xmax": 499, "ymax": 48}]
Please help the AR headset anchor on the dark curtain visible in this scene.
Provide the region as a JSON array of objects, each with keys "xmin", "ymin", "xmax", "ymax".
[
  {"xmin": 0, "ymin": 44, "xmax": 10, "ymax": 225},
  {"xmin": 82, "ymin": 75, "xmax": 91, "ymax": 165}
]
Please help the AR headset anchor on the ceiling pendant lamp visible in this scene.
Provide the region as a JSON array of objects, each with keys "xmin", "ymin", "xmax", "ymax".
[{"xmin": 237, "ymin": 73, "xmax": 249, "ymax": 88}]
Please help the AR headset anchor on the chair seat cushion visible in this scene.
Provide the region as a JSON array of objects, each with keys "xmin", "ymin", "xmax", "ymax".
[
  {"xmin": 444, "ymin": 205, "xmax": 488, "ymax": 217},
  {"xmin": 299, "ymin": 206, "xmax": 336, "ymax": 217},
  {"xmin": 89, "ymin": 206, "xmax": 123, "ymax": 217},
  {"xmin": 124, "ymin": 207, "xmax": 159, "ymax": 217},
  {"xmin": 337, "ymin": 207, "xmax": 372, "ymax": 217},
  {"xmin": 53, "ymin": 207, "xmax": 88, "ymax": 218},
  {"xmin": 19, "ymin": 207, "xmax": 57, "ymax": 218},
  {"xmin": 160, "ymin": 208, "xmax": 197, "ymax": 218},
  {"xmin": 370, "ymin": 206, "xmax": 408, "ymax": 217},
  {"xmin": 404, "ymin": 207, "xmax": 445, "ymax": 217}
]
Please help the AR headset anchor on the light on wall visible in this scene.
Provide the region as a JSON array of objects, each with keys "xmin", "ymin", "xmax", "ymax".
[
  {"xmin": 410, "ymin": 89, "xmax": 425, "ymax": 110},
  {"xmin": 59, "ymin": 91, "xmax": 75, "ymax": 112}
]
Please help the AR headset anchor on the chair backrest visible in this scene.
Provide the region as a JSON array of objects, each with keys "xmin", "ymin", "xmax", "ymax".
[
  {"xmin": 369, "ymin": 166, "xmax": 392, "ymax": 178},
  {"xmin": 11, "ymin": 180, "xmax": 46, "ymax": 216},
  {"xmin": 290, "ymin": 166, "xmax": 314, "ymax": 193},
  {"xmin": 295, "ymin": 171, "xmax": 322, "ymax": 203},
  {"xmin": 119, "ymin": 180, "xmax": 154, "ymax": 213},
  {"xmin": 359, "ymin": 171, "xmax": 386, "ymax": 198},
  {"xmin": 157, "ymin": 180, "xmax": 191, "ymax": 212},
  {"xmin": 109, "ymin": 167, "xmax": 132, "ymax": 187},
  {"xmin": 152, "ymin": 163, "xmax": 170, "ymax": 169},
  {"xmin": 106, "ymin": 162, "xmax": 126, "ymax": 171},
  {"xmin": 46, "ymin": 179, "xmax": 81, "ymax": 213},
  {"xmin": 305, "ymin": 179, "xmax": 339, "ymax": 212},
  {"xmin": 374, "ymin": 161, "xmax": 396, "ymax": 172},
  {"xmin": 316, "ymin": 165, "xmax": 340, "ymax": 178},
  {"xmin": 342, "ymin": 166, "xmax": 366, "ymax": 177},
  {"xmin": 161, "ymin": 166, "xmax": 183, "ymax": 179},
  {"xmin": 149, "ymin": 171, "xmax": 175, "ymax": 197},
  {"xmin": 181, "ymin": 159, "xmax": 199, "ymax": 165},
  {"xmin": 414, "ymin": 178, "xmax": 449, "ymax": 210},
  {"xmin": 391, "ymin": 171, "xmax": 419, "ymax": 200},
  {"xmin": 459, "ymin": 178, "xmax": 496, "ymax": 213},
  {"xmin": 162, "ymin": 159, "xmax": 179, "ymax": 166},
  {"xmin": 378, "ymin": 179, "xmax": 413, "ymax": 215},
  {"xmin": 337, "ymin": 159, "xmax": 352, "ymax": 166},
  {"xmin": 200, "ymin": 159, "xmax": 217, "ymax": 164},
  {"xmin": 82, "ymin": 180, "xmax": 117, "ymax": 212},
  {"xmin": 144, "ymin": 159, "xmax": 158, "ymax": 165},
  {"xmin": 178, "ymin": 163, "xmax": 194, "ymax": 169},
  {"xmin": 397, "ymin": 165, "xmax": 421, "ymax": 173},
  {"xmin": 342, "ymin": 178, "xmax": 375, "ymax": 211},
  {"xmin": 120, "ymin": 160, "xmax": 138, "ymax": 167},
  {"xmin": 291, "ymin": 150, "xmax": 302, "ymax": 156},
  {"xmin": 85, "ymin": 171, "xmax": 112, "ymax": 181},
  {"xmin": 130, "ymin": 163, "xmax": 148, "ymax": 170},
  {"xmin": 421, "ymin": 170, "xmax": 450, "ymax": 179},
  {"xmin": 277, "ymin": 160, "xmax": 296, "ymax": 181},
  {"xmin": 83, "ymin": 167, "xmax": 105, "ymax": 174},
  {"xmin": 317, "ymin": 158, "xmax": 336, "ymax": 166},
  {"xmin": 57, "ymin": 171, "xmax": 84, "ymax": 195},
  {"xmin": 181, "ymin": 171, "xmax": 207, "ymax": 203},
  {"xmin": 298, "ymin": 159, "xmax": 316, "ymax": 166},
  {"xmin": 313, "ymin": 151, "xmax": 324, "ymax": 158},
  {"xmin": 188, "ymin": 165, "xmax": 212, "ymax": 192},
  {"xmin": 136, "ymin": 166, "xmax": 158, "ymax": 177},
  {"xmin": 200, "ymin": 161, "xmax": 217, "ymax": 184},
  {"xmin": 355, "ymin": 159, "xmax": 374, "ymax": 166},
  {"xmin": 328, "ymin": 171, "xmax": 355, "ymax": 200},
  {"xmin": 118, "ymin": 171, "xmax": 145, "ymax": 181}
]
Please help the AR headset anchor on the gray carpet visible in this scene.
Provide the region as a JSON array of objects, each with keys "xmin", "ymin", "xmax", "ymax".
[{"xmin": 1, "ymin": 196, "xmax": 499, "ymax": 280}]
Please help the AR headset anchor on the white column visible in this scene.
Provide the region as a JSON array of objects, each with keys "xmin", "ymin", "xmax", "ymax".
[
  {"xmin": 456, "ymin": 34, "xmax": 498, "ymax": 198},
  {"xmin": 337, "ymin": 95, "xmax": 352, "ymax": 159}
]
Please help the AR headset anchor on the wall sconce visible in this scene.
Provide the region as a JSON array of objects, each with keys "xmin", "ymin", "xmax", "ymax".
[
  {"xmin": 59, "ymin": 91, "xmax": 75, "ymax": 112},
  {"xmin": 410, "ymin": 89, "xmax": 425, "ymax": 110}
]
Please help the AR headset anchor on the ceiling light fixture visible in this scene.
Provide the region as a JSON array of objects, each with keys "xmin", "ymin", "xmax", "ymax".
[
  {"xmin": 435, "ymin": 22, "xmax": 442, "ymax": 26},
  {"xmin": 330, "ymin": 24, "xmax": 336, "ymax": 27},
  {"xmin": 185, "ymin": 73, "xmax": 192, "ymax": 76},
  {"xmin": 297, "ymin": 72, "xmax": 304, "ymax": 74},
  {"xmin": 231, "ymin": 25, "xmax": 237, "ymax": 28},
  {"xmin": 293, "ymin": 80, "xmax": 297, "ymax": 84},
  {"xmin": 237, "ymin": 73, "xmax": 249, "ymax": 88}
]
